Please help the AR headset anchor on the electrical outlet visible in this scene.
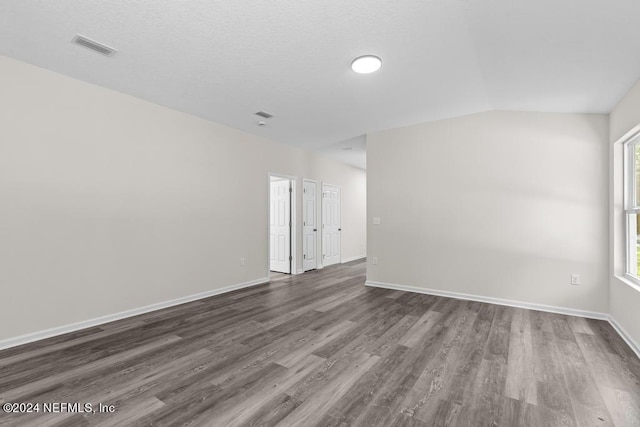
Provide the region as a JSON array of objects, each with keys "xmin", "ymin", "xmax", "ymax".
[
  {"xmin": 372, "ymin": 257, "xmax": 378, "ymax": 265},
  {"xmin": 373, "ymin": 217, "xmax": 381, "ymax": 225},
  {"xmin": 571, "ymin": 274, "xmax": 580, "ymax": 285},
  {"xmin": 240, "ymin": 257, "xmax": 246, "ymax": 266}
]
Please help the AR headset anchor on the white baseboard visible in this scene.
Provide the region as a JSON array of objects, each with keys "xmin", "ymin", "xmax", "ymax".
[
  {"xmin": 365, "ymin": 280, "xmax": 608, "ymax": 320},
  {"xmin": 0, "ymin": 276, "xmax": 270, "ymax": 351},
  {"xmin": 608, "ymin": 315, "xmax": 640, "ymax": 359},
  {"xmin": 365, "ymin": 280, "xmax": 640, "ymax": 359},
  {"xmin": 342, "ymin": 255, "xmax": 366, "ymax": 264},
  {"xmin": 4, "ymin": 275, "xmax": 638, "ymax": 361}
]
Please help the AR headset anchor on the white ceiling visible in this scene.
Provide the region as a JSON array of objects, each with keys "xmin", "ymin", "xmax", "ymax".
[
  {"xmin": 315, "ymin": 135, "xmax": 368, "ymax": 170},
  {"xmin": 2, "ymin": 1, "xmax": 640, "ymax": 170}
]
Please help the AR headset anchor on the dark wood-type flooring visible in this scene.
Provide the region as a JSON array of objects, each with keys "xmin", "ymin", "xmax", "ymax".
[{"xmin": 1, "ymin": 260, "xmax": 639, "ymax": 426}]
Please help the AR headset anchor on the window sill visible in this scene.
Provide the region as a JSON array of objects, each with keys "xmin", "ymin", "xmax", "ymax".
[{"xmin": 617, "ymin": 274, "xmax": 640, "ymax": 293}]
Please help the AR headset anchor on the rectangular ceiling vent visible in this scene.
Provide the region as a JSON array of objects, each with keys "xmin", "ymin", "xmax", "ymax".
[
  {"xmin": 72, "ymin": 34, "xmax": 117, "ymax": 56},
  {"xmin": 255, "ymin": 111, "xmax": 274, "ymax": 119}
]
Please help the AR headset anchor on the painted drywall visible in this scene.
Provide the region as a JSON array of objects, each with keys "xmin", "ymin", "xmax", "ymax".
[
  {"xmin": 609, "ymin": 78, "xmax": 640, "ymax": 348},
  {"xmin": 367, "ymin": 111, "xmax": 609, "ymax": 313},
  {"xmin": 0, "ymin": 55, "xmax": 366, "ymax": 342}
]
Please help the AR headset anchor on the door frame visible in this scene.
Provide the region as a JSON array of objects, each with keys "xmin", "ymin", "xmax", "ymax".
[
  {"xmin": 267, "ymin": 173, "xmax": 297, "ymax": 276},
  {"xmin": 321, "ymin": 182, "xmax": 342, "ymax": 267},
  {"xmin": 302, "ymin": 178, "xmax": 318, "ymax": 272}
]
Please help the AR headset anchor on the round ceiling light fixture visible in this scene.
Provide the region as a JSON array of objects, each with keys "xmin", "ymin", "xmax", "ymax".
[{"xmin": 351, "ymin": 55, "xmax": 382, "ymax": 74}]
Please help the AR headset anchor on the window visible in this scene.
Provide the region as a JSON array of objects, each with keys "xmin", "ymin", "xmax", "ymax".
[{"xmin": 624, "ymin": 132, "xmax": 640, "ymax": 280}]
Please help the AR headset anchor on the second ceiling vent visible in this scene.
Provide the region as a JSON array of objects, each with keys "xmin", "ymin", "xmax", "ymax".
[
  {"xmin": 255, "ymin": 111, "xmax": 274, "ymax": 119},
  {"xmin": 72, "ymin": 34, "xmax": 117, "ymax": 56}
]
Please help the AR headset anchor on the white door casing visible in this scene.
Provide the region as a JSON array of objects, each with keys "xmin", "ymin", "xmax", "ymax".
[
  {"xmin": 270, "ymin": 179, "xmax": 291, "ymax": 273},
  {"xmin": 322, "ymin": 183, "xmax": 341, "ymax": 267},
  {"xmin": 303, "ymin": 180, "xmax": 317, "ymax": 271}
]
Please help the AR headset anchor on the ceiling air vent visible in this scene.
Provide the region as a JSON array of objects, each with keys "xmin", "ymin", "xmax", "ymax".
[
  {"xmin": 72, "ymin": 34, "xmax": 117, "ymax": 56},
  {"xmin": 255, "ymin": 111, "xmax": 274, "ymax": 119}
]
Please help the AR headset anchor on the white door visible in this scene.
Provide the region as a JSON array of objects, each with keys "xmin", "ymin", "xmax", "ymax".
[
  {"xmin": 303, "ymin": 180, "xmax": 317, "ymax": 271},
  {"xmin": 270, "ymin": 179, "xmax": 291, "ymax": 273},
  {"xmin": 322, "ymin": 184, "xmax": 341, "ymax": 267}
]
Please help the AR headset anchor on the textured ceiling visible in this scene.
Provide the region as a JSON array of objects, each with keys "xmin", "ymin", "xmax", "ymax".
[{"xmin": 1, "ymin": 1, "xmax": 640, "ymax": 170}]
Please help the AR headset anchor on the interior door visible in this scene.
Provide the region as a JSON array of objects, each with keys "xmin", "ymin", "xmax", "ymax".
[
  {"xmin": 303, "ymin": 180, "xmax": 317, "ymax": 271},
  {"xmin": 270, "ymin": 179, "xmax": 291, "ymax": 273},
  {"xmin": 322, "ymin": 184, "xmax": 341, "ymax": 267}
]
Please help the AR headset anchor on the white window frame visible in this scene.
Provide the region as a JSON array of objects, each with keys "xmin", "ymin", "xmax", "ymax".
[{"xmin": 624, "ymin": 132, "xmax": 640, "ymax": 283}]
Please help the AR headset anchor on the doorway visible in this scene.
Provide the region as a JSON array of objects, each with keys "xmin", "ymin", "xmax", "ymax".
[
  {"xmin": 269, "ymin": 174, "xmax": 296, "ymax": 274},
  {"xmin": 322, "ymin": 183, "xmax": 341, "ymax": 267},
  {"xmin": 303, "ymin": 179, "xmax": 318, "ymax": 271}
]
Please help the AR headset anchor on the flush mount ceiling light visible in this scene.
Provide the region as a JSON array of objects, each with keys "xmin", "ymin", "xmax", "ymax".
[{"xmin": 351, "ymin": 55, "xmax": 382, "ymax": 74}]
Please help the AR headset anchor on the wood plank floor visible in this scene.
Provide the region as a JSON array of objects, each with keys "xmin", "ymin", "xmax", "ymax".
[{"xmin": 1, "ymin": 260, "xmax": 639, "ymax": 426}]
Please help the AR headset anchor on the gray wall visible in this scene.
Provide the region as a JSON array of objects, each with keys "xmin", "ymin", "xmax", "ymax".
[
  {"xmin": 0, "ymin": 56, "xmax": 366, "ymax": 342},
  {"xmin": 367, "ymin": 111, "xmax": 609, "ymax": 313}
]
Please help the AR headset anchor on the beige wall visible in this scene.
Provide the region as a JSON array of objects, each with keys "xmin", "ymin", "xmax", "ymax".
[
  {"xmin": 610, "ymin": 79, "xmax": 640, "ymax": 348},
  {"xmin": 0, "ymin": 56, "xmax": 366, "ymax": 342},
  {"xmin": 367, "ymin": 111, "xmax": 609, "ymax": 313}
]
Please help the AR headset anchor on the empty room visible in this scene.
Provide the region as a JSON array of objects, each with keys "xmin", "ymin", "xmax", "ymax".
[{"xmin": 1, "ymin": 1, "xmax": 640, "ymax": 426}]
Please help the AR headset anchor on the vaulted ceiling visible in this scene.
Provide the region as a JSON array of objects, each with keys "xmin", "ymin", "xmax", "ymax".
[{"xmin": 2, "ymin": 1, "xmax": 639, "ymax": 169}]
